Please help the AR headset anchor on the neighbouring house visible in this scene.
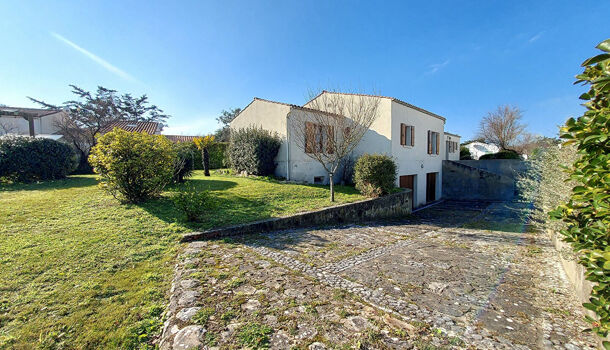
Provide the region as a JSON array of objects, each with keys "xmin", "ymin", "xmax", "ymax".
[
  {"xmin": 163, "ymin": 135, "xmax": 198, "ymax": 143},
  {"xmin": 462, "ymin": 141, "xmax": 500, "ymax": 160},
  {"xmin": 99, "ymin": 121, "xmax": 163, "ymax": 135},
  {"xmin": 0, "ymin": 106, "xmax": 66, "ymax": 139},
  {"xmin": 230, "ymin": 91, "xmax": 461, "ymax": 208}
]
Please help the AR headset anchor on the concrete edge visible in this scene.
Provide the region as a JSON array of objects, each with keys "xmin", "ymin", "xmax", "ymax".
[{"xmin": 181, "ymin": 189, "xmax": 412, "ymax": 242}]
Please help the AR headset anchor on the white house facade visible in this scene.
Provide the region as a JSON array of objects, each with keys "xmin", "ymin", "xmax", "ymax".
[
  {"xmin": 463, "ymin": 141, "xmax": 500, "ymax": 160},
  {"xmin": 230, "ymin": 91, "xmax": 460, "ymax": 208}
]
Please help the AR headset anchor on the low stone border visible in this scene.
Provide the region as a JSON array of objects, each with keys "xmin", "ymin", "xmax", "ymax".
[{"xmin": 181, "ymin": 189, "xmax": 412, "ymax": 242}]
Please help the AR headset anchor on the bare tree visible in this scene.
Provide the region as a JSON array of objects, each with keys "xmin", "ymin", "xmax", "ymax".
[
  {"xmin": 0, "ymin": 119, "xmax": 17, "ymax": 135},
  {"xmin": 477, "ymin": 105, "xmax": 527, "ymax": 150},
  {"xmin": 291, "ymin": 90, "xmax": 380, "ymax": 201}
]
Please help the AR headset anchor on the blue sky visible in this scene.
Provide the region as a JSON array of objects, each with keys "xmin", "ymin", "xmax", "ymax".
[{"xmin": 1, "ymin": 1, "xmax": 608, "ymax": 140}]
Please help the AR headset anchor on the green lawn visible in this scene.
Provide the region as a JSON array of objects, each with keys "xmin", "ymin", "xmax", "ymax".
[{"xmin": 0, "ymin": 171, "xmax": 362, "ymax": 349}]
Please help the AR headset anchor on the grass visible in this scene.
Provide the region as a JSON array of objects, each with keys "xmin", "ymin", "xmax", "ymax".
[{"xmin": 0, "ymin": 171, "xmax": 363, "ymax": 349}]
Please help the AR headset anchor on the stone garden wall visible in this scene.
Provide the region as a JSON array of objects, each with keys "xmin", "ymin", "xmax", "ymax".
[
  {"xmin": 181, "ymin": 189, "xmax": 412, "ymax": 241},
  {"xmin": 442, "ymin": 161, "xmax": 516, "ymax": 201}
]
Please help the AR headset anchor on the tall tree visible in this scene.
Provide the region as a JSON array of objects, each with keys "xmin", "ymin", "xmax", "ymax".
[
  {"xmin": 214, "ymin": 108, "xmax": 242, "ymax": 142},
  {"xmin": 476, "ymin": 105, "xmax": 527, "ymax": 150},
  {"xmin": 291, "ymin": 90, "xmax": 380, "ymax": 202},
  {"xmin": 29, "ymin": 85, "xmax": 170, "ymax": 172}
]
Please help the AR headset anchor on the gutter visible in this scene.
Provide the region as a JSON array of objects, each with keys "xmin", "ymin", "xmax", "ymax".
[{"xmin": 286, "ymin": 112, "xmax": 290, "ymax": 181}]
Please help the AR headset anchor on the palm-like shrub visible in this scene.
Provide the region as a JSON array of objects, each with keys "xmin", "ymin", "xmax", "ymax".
[
  {"xmin": 353, "ymin": 154, "xmax": 397, "ymax": 197},
  {"xmin": 0, "ymin": 135, "xmax": 77, "ymax": 182},
  {"xmin": 89, "ymin": 129, "xmax": 176, "ymax": 203},
  {"xmin": 173, "ymin": 142, "xmax": 195, "ymax": 183}
]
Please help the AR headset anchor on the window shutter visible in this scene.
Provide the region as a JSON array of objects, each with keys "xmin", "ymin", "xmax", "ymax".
[
  {"xmin": 305, "ymin": 122, "xmax": 314, "ymax": 153},
  {"xmin": 400, "ymin": 123, "xmax": 406, "ymax": 145},
  {"xmin": 326, "ymin": 125, "xmax": 335, "ymax": 154},
  {"xmin": 411, "ymin": 126, "xmax": 415, "ymax": 146},
  {"xmin": 427, "ymin": 130, "xmax": 431, "ymax": 154},
  {"xmin": 436, "ymin": 132, "xmax": 440, "ymax": 154}
]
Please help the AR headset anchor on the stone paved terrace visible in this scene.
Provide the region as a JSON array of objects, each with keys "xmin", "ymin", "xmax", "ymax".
[{"xmin": 159, "ymin": 201, "xmax": 599, "ymax": 349}]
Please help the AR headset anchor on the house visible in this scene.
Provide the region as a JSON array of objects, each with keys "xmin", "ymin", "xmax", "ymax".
[
  {"xmin": 230, "ymin": 91, "xmax": 461, "ymax": 208},
  {"xmin": 462, "ymin": 141, "xmax": 500, "ymax": 160},
  {"xmin": 0, "ymin": 106, "xmax": 66, "ymax": 139}
]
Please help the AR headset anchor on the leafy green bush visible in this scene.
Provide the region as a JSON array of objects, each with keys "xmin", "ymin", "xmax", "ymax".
[
  {"xmin": 479, "ymin": 150, "xmax": 520, "ymax": 159},
  {"xmin": 549, "ymin": 39, "xmax": 610, "ymax": 343},
  {"xmin": 0, "ymin": 135, "xmax": 77, "ymax": 182},
  {"xmin": 89, "ymin": 129, "xmax": 176, "ymax": 203},
  {"xmin": 191, "ymin": 142, "xmax": 228, "ymax": 170},
  {"xmin": 173, "ymin": 142, "xmax": 195, "ymax": 183},
  {"xmin": 228, "ymin": 127, "xmax": 281, "ymax": 176},
  {"xmin": 171, "ymin": 186, "xmax": 212, "ymax": 222},
  {"xmin": 353, "ymin": 154, "xmax": 397, "ymax": 197},
  {"xmin": 237, "ymin": 323, "xmax": 273, "ymax": 349},
  {"xmin": 459, "ymin": 146, "xmax": 473, "ymax": 160}
]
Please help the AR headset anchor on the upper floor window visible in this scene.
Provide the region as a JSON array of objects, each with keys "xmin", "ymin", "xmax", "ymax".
[
  {"xmin": 446, "ymin": 140, "xmax": 458, "ymax": 153},
  {"xmin": 400, "ymin": 123, "xmax": 414, "ymax": 147},
  {"xmin": 305, "ymin": 122, "xmax": 334, "ymax": 154},
  {"xmin": 427, "ymin": 131, "xmax": 439, "ymax": 155}
]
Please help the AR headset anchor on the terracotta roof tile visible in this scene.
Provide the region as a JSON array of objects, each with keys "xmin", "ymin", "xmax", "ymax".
[
  {"xmin": 164, "ymin": 135, "xmax": 198, "ymax": 143},
  {"xmin": 100, "ymin": 121, "xmax": 161, "ymax": 135}
]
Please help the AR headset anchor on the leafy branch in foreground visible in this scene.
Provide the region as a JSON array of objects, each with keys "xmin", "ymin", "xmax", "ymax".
[{"xmin": 550, "ymin": 39, "xmax": 610, "ymax": 344}]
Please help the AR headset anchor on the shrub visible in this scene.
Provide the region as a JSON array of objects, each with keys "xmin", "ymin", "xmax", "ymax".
[
  {"xmin": 171, "ymin": 186, "xmax": 212, "ymax": 222},
  {"xmin": 173, "ymin": 142, "xmax": 195, "ymax": 183},
  {"xmin": 479, "ymin": 150, "xmax": 520, "ymax": 159},
  {"xmin": 228, "ymin": 127, "xmax": 281, "ymax": 176},
  {"xmin": 0, "ymin": 135, "xmax": 77, "ymax": 182},
  {"xmin": 353, "ymin": 154, "xmax": 397, "ymax": 197},
  {"xmin": 459, "ymin": 146, "xmax": 473, "ymax": 160},
  {"xmin": 89, "ymin": 129, "xmax": 176, "ymax": 203},
  {"xmin": 550, "ymin": 40, "xmax": 610, "ymax": 343}
]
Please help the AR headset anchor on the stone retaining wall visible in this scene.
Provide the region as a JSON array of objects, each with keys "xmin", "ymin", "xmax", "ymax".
[
  {"xmin": 442, "ymin": 161, "xmax": 516, "ymax": 201},
  {"xmin": 181, "ymin": 189, "xmax": 412, "ymax": 241}
]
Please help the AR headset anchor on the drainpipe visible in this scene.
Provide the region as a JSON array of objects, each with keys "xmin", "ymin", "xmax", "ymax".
[{"xmin": 286, "ymin": 113, "xmax": 290, "ymax": 181}]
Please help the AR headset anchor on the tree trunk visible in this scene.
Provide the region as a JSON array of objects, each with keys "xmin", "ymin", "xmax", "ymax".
[
  {"xmin": 329, "ymin": 172, "xmax": 335, "ymax": 202},
  {"xmin": 203, "ymin": 148, "xmax": 210, "ymax": 176}
]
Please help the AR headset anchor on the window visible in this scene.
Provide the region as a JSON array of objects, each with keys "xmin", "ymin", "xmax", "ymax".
[
  {"xmin": 400, "ymin": 124, "xmax": 414, "ymax": 147},
  {"xmin": 305, "ymin": 122, "xmax": 334, "ymax": 154},
  {"xmin": 427, "ymin": 131, "xmax": 439, "ymax": 155},
  {"xmin": 446, "ymin": 140, "xmax": 458, "ymax": 153}
]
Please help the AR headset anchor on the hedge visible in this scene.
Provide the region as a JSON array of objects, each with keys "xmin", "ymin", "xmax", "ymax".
[
  {"xmin": 227, "ymin": 127, "xmax": 281, "ymax": 176},
  {"xmin": 479, "ymin": 150, "xmax": 520, "ymax": 159},
  {"xmin": 0, "ymin": 135, "xmax": 77, "ymax": 182}
]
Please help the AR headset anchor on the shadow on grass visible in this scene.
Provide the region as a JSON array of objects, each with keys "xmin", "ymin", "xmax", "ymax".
[
  {"xmin": 139, "ymin": 179, "xmax": 284, "ymax": 232},
  {"xmin": 0, "ymin": 176, "xmax": 99, "ymax": 192}
]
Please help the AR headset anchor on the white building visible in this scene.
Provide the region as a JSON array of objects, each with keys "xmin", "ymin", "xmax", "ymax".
[
  {"xmin": 0, "ymin": 107, "xmax": 66, "ymax": 139},
  {"xmin": 231, "ymin": 91, "xmax": 460, "ymax": 208},
  {"xmin": 462, "ymin": 141, "xmax": 500, "ymax": 160}
]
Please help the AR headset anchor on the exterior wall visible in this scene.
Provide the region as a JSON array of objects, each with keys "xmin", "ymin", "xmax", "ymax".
[
  {"xmin": 0, "ymin": 112, "xmax": 64, "ymax": 136},
  {"xmin": 442, "ymin": 160, "xmax": 516, "ymax": 200},
  {"xmin": 444, "ymin": 134, "xmax": 461, "ymax": 161},
  {"xmin": 454, "ymin": 159, "xmax": 527, "ymax": 179},
  {"xmin": 390, "ymin": 101, "xmax": 445, "ymax": 207},
  {"xmin": 230, "ymin": 100, "xmax": 291, "ymax": 179}
]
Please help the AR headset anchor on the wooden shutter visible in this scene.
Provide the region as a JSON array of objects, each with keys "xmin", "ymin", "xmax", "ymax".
[
  {"xmin": 410, "ymin": 126, "xmax": 415, "ymax": 146},
  {"xmin": 400, "ymin": 123, "xmax": 406, "ymax": 145},
  {"xmin": 326, "ymin": 125, "xmax": 334, "ymax": 154},
  {"xmin": 435, "ymin": 132, "xmax": 440, "ymax": 154},
  {"xmin": 427, "ymin": 130, "xmax": 432, "ymax": 154},
  {"xmin": 305, "ymin": 122, "xmax": 315, "ymax": 153}
]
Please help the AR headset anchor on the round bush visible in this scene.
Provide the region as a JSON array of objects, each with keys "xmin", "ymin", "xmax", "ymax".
[
  {"xmin": 0, "ymin": 135, "xmax": 77, "ymax": 182},
  {"xmin": 89, "ymin": 129, "xmax": 176, "ymax": 203},
  {"xmin": 353, "ymin": 154, "xmax": 397, "ymax": 197}
]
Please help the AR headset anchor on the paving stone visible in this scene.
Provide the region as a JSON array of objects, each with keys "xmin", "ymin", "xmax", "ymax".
[{"xmin": 172, "ymin": 325, "xmax": 206, "ymax": 350}]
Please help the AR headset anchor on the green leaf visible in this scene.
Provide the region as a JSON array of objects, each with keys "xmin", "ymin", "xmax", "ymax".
[
  {"xmin": 597, "ymin": 39, "xmax": 610, "ymax": 52},
  {"xmin": 582, "ymin": 53, "xmax": 610, "ymax": 66}
]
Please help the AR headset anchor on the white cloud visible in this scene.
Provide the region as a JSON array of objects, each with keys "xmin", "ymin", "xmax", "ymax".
[
  {"xmin": 528, "ymin": 32, "xmax": 543, "ymax": 43},
  {"xmin": 426, "ymin": 59, "xmax": 450, "ymax": 74},
  {"xmin": 50, "ymin": 32, "xmax": 138, "ymax": 82}
]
